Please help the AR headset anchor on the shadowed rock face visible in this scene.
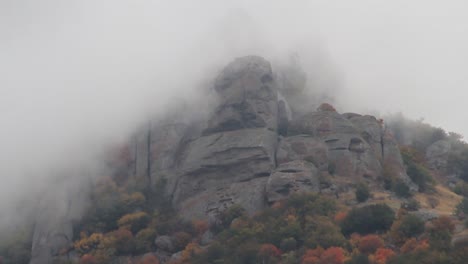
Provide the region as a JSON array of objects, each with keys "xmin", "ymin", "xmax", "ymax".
[
  {"xmin": 204, "ymin": 56, "xmax": 278, "ymax": 134},
  {"xmin": 29, "ymin": 55, "xmax": 417, "ymax": 263},
  {"xmin": 172, "ymin": 56, "xmax": 279, "ymax": 219}
]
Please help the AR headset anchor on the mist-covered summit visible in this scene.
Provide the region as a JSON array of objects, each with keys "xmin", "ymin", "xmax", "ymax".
[
  {"xmin": 31, "ymin": 56, "xmax": 406, "ymax": 263},
  {"xmin": 5, "ymin": 55, "xmax": 468, "ymax": 264}
]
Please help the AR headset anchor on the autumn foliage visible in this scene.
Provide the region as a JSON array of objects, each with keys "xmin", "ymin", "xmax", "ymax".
[
  {"xmin": 302, "ymin": 247, "xmax": 345, "ymax": 264},
  {"xmin": 334, "ymin": 211, "xmax": 347, "ymax": 223},
  {"xmin": 358, "ymin": 235, "xmax": 384, "ymax": 254},
  {"xmin": 137, "ymin": 255, "xmax": 160, "ymax": 264},
  {"xmin": 372, "ymin": 248, "xmax": 395, "ymax": 264},
  {"xmin": 79, "ymin": 254, "xmax": 97, "ymax": 264},
  {"xmin": 400, "ymin": 238, "xmax": 429, "ymax": 253},
  {"xmin": 258, "ymin": 243, "xmax": 282, "ymax": 263},
  {"xmin": 317, "ymin": 103, "xmax": 337, "ymax": 112}
]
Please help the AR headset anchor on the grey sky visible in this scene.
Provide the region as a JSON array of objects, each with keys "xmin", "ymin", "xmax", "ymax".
[{"xmin": 1, "ymin": 0, "xmax": 468, "ymax": 229}]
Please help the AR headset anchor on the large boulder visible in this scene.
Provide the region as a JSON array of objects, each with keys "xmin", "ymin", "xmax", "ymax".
[
  {"xmin": 266, "ymin": 160, "xmax": 319, "ymax": 203},
  {"xmin": 204, "ymin": 56, "xmax": 278, "ymax": 134},
  {"xmin": 324, "ymin": 133, "xmax": 382, "ymax": 180},
  {"xmin": 345, "ymin": 114, "xmax": 384, "ymax": 160}
]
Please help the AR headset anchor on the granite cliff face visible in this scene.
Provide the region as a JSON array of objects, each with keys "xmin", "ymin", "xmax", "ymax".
[
  {"xmin": 29, "ymin": 56, "xmax": 417, "ymax": 263},
  {"xmin": 125, "ymin": 56, "xmax": 415, "ymax": 219}
]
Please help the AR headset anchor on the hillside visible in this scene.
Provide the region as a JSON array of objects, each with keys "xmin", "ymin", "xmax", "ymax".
[{"xmin": 2, "ymin": 56, "xmax": 468, "ymax": 264}]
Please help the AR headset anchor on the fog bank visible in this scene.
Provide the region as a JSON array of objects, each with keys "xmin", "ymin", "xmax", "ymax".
[{"xmin": 1, "ymin": 0, "xmax": 468, "ymax": 232}]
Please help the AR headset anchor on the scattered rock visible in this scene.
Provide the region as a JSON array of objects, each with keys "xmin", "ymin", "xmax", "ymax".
[
  {"xmin": 155, "ymin": 235, "xmax": 175, "ymax": 253},
  {"xmin": 410, "ymin": 210, "xmax": 439, "ymax": 222}
]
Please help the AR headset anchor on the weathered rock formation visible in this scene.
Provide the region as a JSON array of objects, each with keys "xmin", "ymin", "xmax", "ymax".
[
  {"xmin": 29, "ymin": 55, "xmax": 417, "ymax": 263},
  {"xmin": 124, "ymin": 56, "xmax": 416, "ymax": 219}
]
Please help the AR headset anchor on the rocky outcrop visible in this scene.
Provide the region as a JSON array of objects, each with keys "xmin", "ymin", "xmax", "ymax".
[
  {"xmin": 288, "ymin": 110, "xmax": 382, "ymax": 181},
  {"xmin": 125, "ymin": 57, "xmax": 418, "ymax": 218},
  {"xmin": 172, "ymin": 56, "xmax": 279, "ymax": 219},
  {"xmin": 345, "ymin": 114, "xmax": 384, "ymax": 160},
  {"xmin": 266, "ymin": 160, "xmax": 319, "ymax": 202},
  {"xmin": 288, "ymin": 110, "xmax": 356, "ymax": 137},
  {"xmin": 276, "ymin": 135, "xmax": 329, "ymax": 171},
  {"xmin": 204, "ymin": 56, "xmax": 278, "ymax": 134},
  {"xmin": 29, "ymin": 55, "xmax": 420, "ymax": 263},
  {"xmin": 178, "ymin": 177, "xmax": 268, "ymax": 220},
  {"xmin": 426, "ymin": 139, "xmax": 451, "ymax": 170}
]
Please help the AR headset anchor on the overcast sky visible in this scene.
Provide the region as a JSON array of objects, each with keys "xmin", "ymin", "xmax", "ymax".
[{"xmin": 1, "ymin": 0, "xmax": 468, "ymax": 227}]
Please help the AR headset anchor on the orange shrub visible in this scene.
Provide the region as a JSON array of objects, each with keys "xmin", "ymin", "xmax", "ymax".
[
  {"xmin": 302, "ymin": 247, "xmax": 324, "ymax": 264},
  {"xmin": 318, "ymin": 103, "xmax": 337, "ymax": 112},
  {"xmin": 302, "ymin": 247, "xmax": 345, "ymax": 264},
  {"xmin": 192, "ymin": 220, "xmax": 209, "ymax": 236},
  {"xmin": 400, "ymin": 238, "xmax": 429, "ymax": 253},
  {"xmin": 79, "ymin": 254, "xmax": 97, "ymax": 264},
  {"xmin": 117, "ymin": 211, "xmax": 150, "ymax": 233},
  {"xmin": 349, "ymin": 233, "xmax": 362, "ymax": 249},
  {"xmin": 358, "ymin": 235, "xmax": 384, "ymax": 254},
  {"xmin": 181, "ymin": 242, "xmax": 202, "ymax": 262},
  {"xmin": 74, "ymin": 233, "xmax": 104, "ymax": 254},
  {"xmin": 102, "ymin": 228, "xmax": 134, "ymax": 255},
  {"xmin": 258, "ymin": 244, "xmax": 281, "ymax": 258},
  {"xmin": 372, "ymin": 248, "xmax": 395, "ymax": 264},
  {"xmin": 320, "ymin": 247, "xmax": 345, "ymax": 264},
  {"xmin": 334, "ymin": 211, "xmax": 347, "ymax": 223},
  {"xmin": 138, "ymin": 255, "xmax": 160, "ymax": 264}
]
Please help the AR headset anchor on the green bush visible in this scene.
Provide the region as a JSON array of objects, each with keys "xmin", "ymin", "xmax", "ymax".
[
  {"xmin": 455, "ymin": 197, "xmax": 468, "ymax": 216},
  {"xmin": 345, "ymin": 254, "xmax": 370, "ymax": 264},
  {"xmin": 448, "ymin": 148, "xmax": 468, "ymax": 182},
  {"xmin": 134, "ymin": 228, "xmax": 156, "ymax": 254},
  {"xmin": 279, "ymin": 237, "xmax": 297, "ymax": 252},
  {"xmin": 393, "ymin": 180, "xmax": 412, "ymax": 198},
  {"xmin": 304, "ymin": 216, "xmax": 347, "ymax": 248},
  {"xmin": 398, "ymin": 215, "xmax": 425, "ymax": 238},
  {"xmin": 0, "ymin": 227, "xmax": 33, "ymax": 264},
  {"xmin": 401, "ymin": 148, "xmax": 433, "ymax": 193},
  {"xmin": 355, "ymin": 182, "xmax": 370, "ymax": 203},
  {"xmin": 340, "ymin": 204, "xmax": 395, "ymax": 236},
  {"xmin": 453, "ymin": 182, "xmax": 468, "ymax": 197},
  {"xmin": 387, "ymin": 250, "xmax": 451, "ymax": 264},
  {"xmin": 218, "ymin": 205, "xmax": 246, "ymax": 229}
]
